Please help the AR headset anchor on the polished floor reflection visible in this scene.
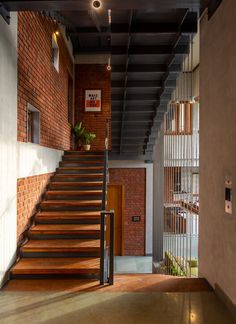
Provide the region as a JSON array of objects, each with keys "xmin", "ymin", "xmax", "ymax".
[
  {"xmin": 1, "ymin": 275, "xmax": 235, "ymax": 324},
  {"xmin": 0, "ymin": 289, "xmax": 234, "ymax": 324}
]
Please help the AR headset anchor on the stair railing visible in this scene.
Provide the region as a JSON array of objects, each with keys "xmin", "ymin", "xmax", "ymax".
[
  {"xmin": 102, "ymin": 118, "xmax": 109, "ymax": 211},
  {"xmin": 100, "ymin": 119, "xmax": 114, "ymax": 285},
  {"xmin": 100, "ymin": 210, "xmax": 114, "ymax": 285}
]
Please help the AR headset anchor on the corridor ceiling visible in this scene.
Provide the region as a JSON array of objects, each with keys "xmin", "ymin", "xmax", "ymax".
[{"xmin": 2, "ymin": 0, "xmax": 220, "ymax": 160}]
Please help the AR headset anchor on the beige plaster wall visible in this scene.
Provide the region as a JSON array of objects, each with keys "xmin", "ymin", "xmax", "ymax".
[{"xmin": 199, "ymin": 0, "xmax": 236, "ymax": 305}]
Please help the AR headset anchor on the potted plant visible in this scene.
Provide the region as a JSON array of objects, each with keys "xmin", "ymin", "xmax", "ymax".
[
  {"xmin": 73, "ymin": 122, "xmax": 85, "ymax": 150},
  {"xmin": 82, "ymin": 130, "xmax": 96, "ymax": 151}
]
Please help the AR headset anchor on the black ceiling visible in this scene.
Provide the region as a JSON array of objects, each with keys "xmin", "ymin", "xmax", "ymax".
[{"xmin": 2, "ymin": 0, "xmax": 220, "ymax": 160}]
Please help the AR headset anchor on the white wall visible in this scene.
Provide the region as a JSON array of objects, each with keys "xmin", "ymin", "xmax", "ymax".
[
  {"xmin": 0, "ymin": 14, "xmax": 18, "ymax": 286},
  {"xmin": 17, "ymin": 142, "xmax": 63, "ymax": 178},
  {"xmin": 199, "ymin": 0, "xmax": 236, "ymax": 305},
  {"xmin": 109, "ymin": 160, "xmax": 153, "ymax": 255}
]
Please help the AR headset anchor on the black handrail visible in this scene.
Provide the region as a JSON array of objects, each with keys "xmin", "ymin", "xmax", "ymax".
[
  {"xmin": 100, "ymin": 119, "xmax": 114, "ymax": 285},
  {"xmin": 100, "ymin": 210, "xmax": 115, "ymax": 285},
  {"xmin": 102, "ymin": 119, "xmax": 109, "ymax": 210}
]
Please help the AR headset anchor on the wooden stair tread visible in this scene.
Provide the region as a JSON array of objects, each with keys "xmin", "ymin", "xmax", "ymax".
[
  {"xmin": 50, "ymin": 181, "xmax": 103, "ymax": 186},
  {"xmin": 36, "ymin": 211, "xmax": 101, "ymax": 217},
  {"xmin": 22, "ymin": 239, "xmax": 100, "ymax": 252},
  {"xmin": 41, "ymin": 200, "xmax": 102, "ymax": 206},
  {"xmin": 61, "ymin": 160, "xmax": 104, "ymax": 164},
  {"xmin": 46, "ymin": 190, "xmax": 102, "ymax": 195},
  {"xmin": 11, "ymin": 258, "xmax": 100, "ymax": 275},
  {"xmin": 63, "ymin": 154, "xmax": 104, "ymax": 158},
  {"xmin": 30, "ymin": 224, "xmax": 100, "ymax": 234},
  {"xmin": 58, "ymin": 167, "xmax": 104, "ymax": 170},
  {"xmin": 54, "ymin": 174, "xmax": 103, "ymax": 178}
]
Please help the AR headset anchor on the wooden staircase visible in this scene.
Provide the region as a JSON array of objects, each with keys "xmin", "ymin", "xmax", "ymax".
[{"xmin": 11, "ymin": 151, "xmax": 105, "ymax": 279}]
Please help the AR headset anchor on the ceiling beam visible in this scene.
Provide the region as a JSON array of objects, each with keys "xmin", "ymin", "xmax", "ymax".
[
  {"xmin": 145, "ymin": 10, "xmax": 192, "ymax": 154},
  {"xmin": 75, "ymin": 45, "xmax": 189, "ymax": 55},
  {"xmin": 112, "ymin": 93, "xmax": 172, "ymax": 102},
  {"xmin": 68, "ymin": 15, "xmax": 197, "ymax": 35},
  {"xmin": 87, "ymin": 10, "xmax": 101, "ymax": 33},
  {"xmin": 119, "ymin": 9, "xmax": 133, "ymax": 154},
  {"xmin": 112, "ymin": 64, "xmax": 182, "ymax": 73},
  {"xmin": 112, "ymin": 80, "xmax": 176, "ymax": 88}
]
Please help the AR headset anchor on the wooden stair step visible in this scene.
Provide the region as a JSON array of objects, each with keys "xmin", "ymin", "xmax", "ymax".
[
  {"xmin": 11, "ymin": 258, "xmax": 100, "ymax": 275},
  {"xmin": 64, "ymin": 151, "xmax": 104, "ymax": 155},
  {"xmin": 29, "ymin": 224, "xmax": 100, "ymax": 235},
  {"xmin": 41, "ymin": 200, "xmax": 102, "ymax": 207},
  {"xmin": 21, "ymin": 239, "xmax": 100, "ymax": 253},
  {"xmin": 62, "ymin": 154, "xmax": 104, "ymax": 162},
  {"xmin": 36, "ymin": 211, "xmax": 101, "ymax": 219},
  {"xmin": 46, "ymin": 190, "xmax": 102, "ymax": 196},
  {"xmin": 53, "ymin": 174, "xmax": 103, "ymax": 178},
  {"xmin": 58, "ymin": 167, "xmax": 104, "ymax": 171},
  {"xmin": 49, "ymin": 181, "xmax": 103, "ymax": 187},
  {"xmin": 63, "ymin": 154, "xmax": 104, "ymax": 158},
  {"xmin": 60, "ymin": 160, "xmax": 104, "ymax": 165}
]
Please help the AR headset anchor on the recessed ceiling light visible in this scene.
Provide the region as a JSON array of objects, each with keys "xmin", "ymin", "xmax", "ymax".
[{"xmin": 92, "ymin": 0, "xmax": 102, "ymax": 9}]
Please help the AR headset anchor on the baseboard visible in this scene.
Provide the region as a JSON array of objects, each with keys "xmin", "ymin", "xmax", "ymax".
[{"xmin": 215, "ymin": 283, "xmax": 236, "ymax": 321}]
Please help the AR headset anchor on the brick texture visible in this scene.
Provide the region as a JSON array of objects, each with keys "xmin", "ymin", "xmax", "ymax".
[
  {"xmin": 109, "ymin": 168, "xmax": 146, "ymax": 256},
  {"xmin": 17, "ymin": 173, "xmax": 53, "ymax": 238},
  {"xmin": 17, "ymin": 12, "xmax": 73, "ymax": 150},
  {"xmin": 74, "ymin": 64, "xmax": 111, "ymax": 151}
]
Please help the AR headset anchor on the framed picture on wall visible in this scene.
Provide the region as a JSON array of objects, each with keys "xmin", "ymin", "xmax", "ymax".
[{"xmin": 85, "ymin": 89, "xmax": 102, "ymax": 112}]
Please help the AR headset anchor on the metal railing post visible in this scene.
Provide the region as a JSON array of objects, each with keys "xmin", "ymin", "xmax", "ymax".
[
  {"xmin": 100, "ymin": 119, "xmax": 115, "ymax": 285},
  {"xmin": 109, "ymin": 210, "xmax": 115, "ymax": 285},
  {"xmin": 100, "ymin": 211, "xmax": 105, "ymax": 285}
]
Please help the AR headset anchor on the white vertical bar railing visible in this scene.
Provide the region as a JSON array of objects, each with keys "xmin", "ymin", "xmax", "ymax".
[{"xmin": 163, "ymin": 36, "xmax": 199, "ymax": 277}]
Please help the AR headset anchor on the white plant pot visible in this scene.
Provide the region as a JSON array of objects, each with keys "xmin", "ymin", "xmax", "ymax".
[{"xmin": 83, "ymin": 144, "xmax": 91, "ymax": 151}]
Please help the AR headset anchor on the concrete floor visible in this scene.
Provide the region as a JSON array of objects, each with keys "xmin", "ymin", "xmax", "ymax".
[{"xmin": 1, "ymin": 275, "xmax": 235, "ymax": 324}]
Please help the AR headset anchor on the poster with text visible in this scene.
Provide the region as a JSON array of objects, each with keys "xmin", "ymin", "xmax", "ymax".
[{"xmin": 85, "ymin": 89, "xmax": 101, "ymax": 112}]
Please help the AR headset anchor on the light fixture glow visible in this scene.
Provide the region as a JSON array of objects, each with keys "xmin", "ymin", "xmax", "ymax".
[
  {"xmin": 108, "ymin": 9, "xmax": 112, "ymax": 24},
  {"xmin": 55, "ymin": 30, "xmax": 60, "ymax": 36},
  {"xmin": 107, "ymin": 57, "xmax": 111, "ymax": 71},
  {"xmin": 92, "ymin": 0, "xmax": 102, "ymax": 9},
  {"xmin": 190, "ymin": 312, "xmax": 197, "ymax": 322}
]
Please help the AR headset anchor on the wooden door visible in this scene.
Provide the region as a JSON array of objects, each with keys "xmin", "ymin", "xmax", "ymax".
[{"xmin": 107, "ymin": 184, "xmax": 123, "ymax": 256}]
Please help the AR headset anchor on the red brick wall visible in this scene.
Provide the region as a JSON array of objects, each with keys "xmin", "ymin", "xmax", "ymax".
[
  {"xmin": 17, "ymin": 173, "xmax": 53, "ymax": 238},
  {"xmin": 74, "ymin": 64, "xmax": 111, "ymax": 151},
  {"xmin": 18, "ymin": 12, "xmax": 73, "ymax": 150},
  {"xmin": 109, "ymin": 168, "xmax": 146, "ymax": 256}
]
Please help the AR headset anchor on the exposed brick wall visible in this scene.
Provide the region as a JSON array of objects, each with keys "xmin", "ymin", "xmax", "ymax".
[
  {"xmin": 74, "ymin": 64, "xmax": 111, "ymax": 151},
  {"xmin": 18, "ymin": 12, "xmax": 73, "ymax": 150},
  {"xmin": 17, "ymin": 173, "xmax": 53, "ymax": 238},
  {"xmin": 109, "ymin": 168, "xmax": 146, "ymax": 256}
]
